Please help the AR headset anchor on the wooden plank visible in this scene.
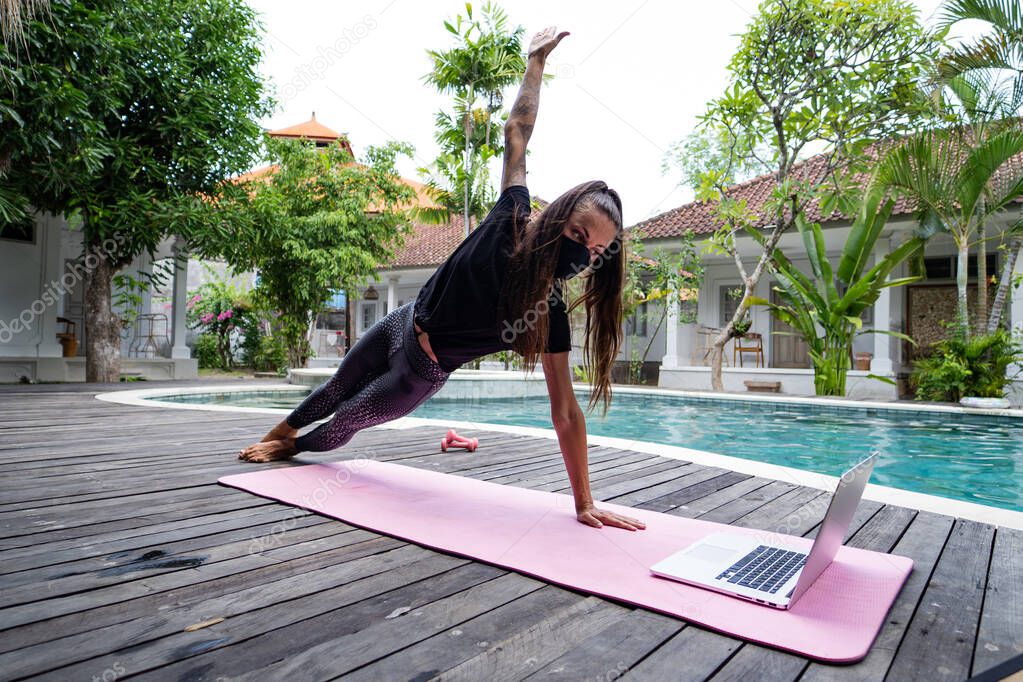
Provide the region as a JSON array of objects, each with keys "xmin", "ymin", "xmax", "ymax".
[
  {"xmin": 97, "ymin": 571, "xmax": 550, "ymax": 681},
  {"xmin": 0, "ymin": 504, "xmax": 316, "ymax": 576},
  {"xmin": 800, "ymin": 510, "xmax": 953, "ymax": 681},
  {"xmin": 10, "ymin": 547, "xmax": 480, "ymax": 679},
  {"xmin": 973, "ymin": 527, "xmax": 1023, "ymax": 675},
  {"xmin": 621, "ymin": 625, "xmax": 743, "ymax": 681},
  {"xmin": 668, "ymin": 476, "xmax": 777, "ymax": 519},
  {"xmin": 630, "ymin": 470, "xmax": 751, "ymax": 513},
  {"xmin": 886, "ymin": 519, "xmax": 995, "ymax": 682},
  {"xmin": 707, "ymin": 644, "xmax": 807, "ymax": 680},
  {"xmin": 0, "ymin": 513, "xmax": 330, "ymax": 590},
  {"xmin": 323, "ymin": 586, "xmax": 621, "ymax": 682},
  {"xmin": 1, "ymin": 518, "xmax": 356, "ymax": 605},
  {"xmin": 0, "ymin": 529, "xmax": 400, "ymax": 629},
  {"xmin": 2, "ymin": 537, "xmax": 415, "ymax": 654},
  {"xmin": 690, "ymin": 481, "xmax": 798, "ymax": 525},
  {"xmin": 515, "ymin": 610, "xmax": 684, "ymax": 681}
]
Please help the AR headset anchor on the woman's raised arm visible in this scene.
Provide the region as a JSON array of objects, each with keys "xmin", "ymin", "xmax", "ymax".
[{"xmin": 501, "ymin": 26, "xmax": 569, "ymax": 192}]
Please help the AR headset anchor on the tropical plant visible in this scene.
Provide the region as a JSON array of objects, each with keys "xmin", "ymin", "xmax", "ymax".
[
  {"xmin": 936, "ymin": 0, "xmax": 1023, "ymax": 99},
  {"xmin": 422, "ymin": 1, "xmax": 526, "ymax": 235},
  {"xmin": 873, "ymin": 124, "xmax": 1023, "ymax": 338},
  {"xmin": 751, "ymin": 191, "xmax": 924, "ymax": 396},
  {"xmin": 192, "ymin": 135, "xmax": 416, "ymax": 369},
  {"xmin": 911, "ymin": 328, "xmax": 1023, "ymax": 401},
  {"xmin": 678, "ymin": 0, "xmax": 940, "ymax": 392},
  {"xmin": 934, "ymin": 0, "xmax": 1023, "ymax": 333}
]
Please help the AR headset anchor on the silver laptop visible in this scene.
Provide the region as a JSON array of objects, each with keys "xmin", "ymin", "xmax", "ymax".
[{"xmin": 649, "ymin": 452, "xmax": 877, "ymax": 610}]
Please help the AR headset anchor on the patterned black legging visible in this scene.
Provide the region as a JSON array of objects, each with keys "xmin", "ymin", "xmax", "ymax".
[{"xmin": 285, "ymin": 301, "xmax": 451, "ymax": 452}]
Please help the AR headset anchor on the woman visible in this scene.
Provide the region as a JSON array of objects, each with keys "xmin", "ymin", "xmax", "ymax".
[{"xmin": 239, "ymin": 26, "xmax": 645, "ymax": 532}]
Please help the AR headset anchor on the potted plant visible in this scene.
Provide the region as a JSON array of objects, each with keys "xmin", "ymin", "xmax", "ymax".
[{"xmin": 733, "ymin": 314, "xmax": 752, "ymax": 337}]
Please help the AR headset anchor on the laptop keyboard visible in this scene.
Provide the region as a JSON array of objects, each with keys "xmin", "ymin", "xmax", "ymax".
[{"xmin": 714, "ymin": 545, "xmax": 807, "ymax": 594}]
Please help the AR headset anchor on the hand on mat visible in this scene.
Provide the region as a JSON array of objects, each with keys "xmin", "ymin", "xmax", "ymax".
[
  {"xmin": 527, "ymin": 26, "xmax": 569, "ymax": 60},
  {"xmin": 577, "ymin": 503, "xmax": 646, "ymax": 531}
]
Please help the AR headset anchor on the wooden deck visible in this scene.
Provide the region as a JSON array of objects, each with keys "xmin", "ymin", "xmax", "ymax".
[{"xmin": 0, "ymin": 380, "xmax": 1019, "ymax": 681}]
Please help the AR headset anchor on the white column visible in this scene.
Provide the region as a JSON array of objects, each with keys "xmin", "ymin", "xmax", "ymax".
[
  {"xmin": 169, "ymin": 238, "xmax": 190, "ymax": 359},
  {"xmin": 1011, "ymin": 245, "xmax": 1023, "ymax": 338},
  {"xmin": 387, "ymin": 275, "xmax": 398, "ymax": 315},
  {"xmin": 661, "ymin": 283, "xmax": 681, "ymax": 369},
  {"xmin": 36, "ymin": 214, "xmax": 64, "ymax": 357},
  {"xmin": 872, "ymin": 239, "xmax": 894, "ymax": 374}
]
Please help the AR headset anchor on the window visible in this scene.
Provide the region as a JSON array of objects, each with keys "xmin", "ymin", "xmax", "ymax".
[
  {"xmin": 923, "ymin": 254, "xmax": 998, "ymax": 280},
  {"xmin": 720, "ymin": 285, "xmax": 741, "ymax": 326},
  {"xmin": 0, "ymin": 217, "xmax": 35, "ymax": 244},
  {"xmin": 361, "ymin": 303, "xmax": 376, "ymax": 331}
]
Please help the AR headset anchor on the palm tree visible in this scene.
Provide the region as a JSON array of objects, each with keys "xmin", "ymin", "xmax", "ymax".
[
  {"xmin": 873, "ymin": 125, "xmax": 1023, "ymax": 337},
  {"xmin": 937, "ymin": 0, "xmax": 1023, "ymax": 331},
  {"xmin": 934, "ymin": 73, "xmax": 1021, "ymax": 331},
  {"xmin": 423, "ymin": 2, "xmax": 526, "ymax": 237},
  {"xmin": 937, "ymin": 0, "xmax": 1023, "ymax": 98}
]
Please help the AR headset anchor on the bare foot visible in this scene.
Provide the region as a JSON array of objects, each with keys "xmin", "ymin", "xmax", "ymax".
[
  {"xmin": 261, "ymin": 419, "xmax": 299, "ymax": 443},
  {"xmin": 239, "ymin": 437, "xmax": 298, "ymax": 462}
]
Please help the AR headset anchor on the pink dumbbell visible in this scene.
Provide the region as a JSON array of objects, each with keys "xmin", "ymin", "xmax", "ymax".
[{"xmin": 440, "ymin": 428, "xmax": 478, "ymax": 452}]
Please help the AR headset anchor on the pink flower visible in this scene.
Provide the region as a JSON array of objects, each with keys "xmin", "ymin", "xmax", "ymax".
[
  {"xmin": 186, "ymin": 293, "xmax": 201, "ymax": 309},
  {"xmin": 217, "ymin": 309, "xmax": 234, "ymax": 321},
  {"xmin": 200, "ymin": 312, "xmax": 215, "ymax": 324}
]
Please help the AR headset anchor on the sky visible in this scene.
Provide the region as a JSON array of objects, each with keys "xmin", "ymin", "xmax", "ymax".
[{"xmin": 245, "ymin": 0, "xmax": 961, "ymax": 227}]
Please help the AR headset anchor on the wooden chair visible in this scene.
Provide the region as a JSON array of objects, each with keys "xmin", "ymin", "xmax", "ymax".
[{"xmin": 733, "ymin": 332, "xmax": 764, "ymax": 368}]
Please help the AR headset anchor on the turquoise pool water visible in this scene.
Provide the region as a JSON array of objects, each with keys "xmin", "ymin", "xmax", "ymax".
[{"xmin": 157, "ymin": 389, "xmax": 1023, "ymax": 512}]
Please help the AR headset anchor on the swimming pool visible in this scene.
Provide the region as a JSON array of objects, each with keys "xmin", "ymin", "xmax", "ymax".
[{"xmin": 154, "ymin": 389, "xmax": 1023, "ymax": 513}]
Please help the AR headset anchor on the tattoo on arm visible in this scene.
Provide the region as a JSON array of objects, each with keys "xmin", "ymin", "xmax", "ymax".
[{"xmin": 502, "ymin": 55, "xmax": 545, "ymax": 191}]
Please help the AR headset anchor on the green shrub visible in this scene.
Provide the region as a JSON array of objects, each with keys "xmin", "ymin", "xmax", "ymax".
[
  {"xmin": 911, "ymin": 329, "xmax": 1023, "ymax": 402},
  {"xmin": 192, "ymin": 333, "xmax": 224, "ymax": 370},
  {"xmin": 251, "ymin": 334, "xmax": 288, "ymax": 374}
]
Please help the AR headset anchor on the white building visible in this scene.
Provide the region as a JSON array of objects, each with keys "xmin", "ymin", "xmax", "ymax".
[
  {"xmin": 0, "ymin": 214, "xmax": 197, "ymax": 382},
  {"xmin": 629, "ymin": 154, "xmax": 1023, "ymax": 400}
]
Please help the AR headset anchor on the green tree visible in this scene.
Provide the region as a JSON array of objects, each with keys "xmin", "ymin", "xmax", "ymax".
[
  {"xmin": 416, "ymin": 103, "xmax": 505, "ymax": 225},
  {"xmin": 195, "ymin": 135, "xmax": 416, "ymax": 368},
  {"xmin": 750, "ymin": 190, "xmax": 923, "ymax": 396},
  {"xmin": 683, "ymin": 0, "xmax": 939, "ymax": 392},
  {"xmin": 873, "ymin": 125, "xmax": 1023, "ymax": 339},
  {"xmin": 934, "ymin": 0, "xmax": 1023, "ymax": 333},
  {"xmin": 423, "ymin": 1, "xmax": 526, "ymax": 235},
  {"xmin": 0, "ymin": 0, "xmax": 274, "ymax": 381},
  {"xmin": 937, "ymin": 0, "xmax": 1023, "ymax": 97}
]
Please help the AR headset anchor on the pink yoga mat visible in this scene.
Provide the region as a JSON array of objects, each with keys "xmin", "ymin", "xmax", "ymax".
[{"xmin": 219, "ymin": 458, "xmax": 913, "ymax": 662}]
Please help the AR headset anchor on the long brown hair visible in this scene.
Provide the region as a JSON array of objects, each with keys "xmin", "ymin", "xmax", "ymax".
[{"xmin": 498, "ymin": 180, "xmax": 625, "ymax": 417}]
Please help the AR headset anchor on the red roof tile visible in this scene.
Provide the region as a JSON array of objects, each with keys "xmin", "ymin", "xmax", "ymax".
[
  {"xmin": 628, "ymin": 141, "xmax": 1023, "ymax": 240},
  {"xmin": 268, "ymin": 112, "xmax": 343, "ymax": 141}
]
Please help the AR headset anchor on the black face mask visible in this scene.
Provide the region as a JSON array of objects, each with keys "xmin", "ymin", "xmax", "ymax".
[{"xmin": 554, "ymin": 233, "xmax": 591, "ymax": 280}]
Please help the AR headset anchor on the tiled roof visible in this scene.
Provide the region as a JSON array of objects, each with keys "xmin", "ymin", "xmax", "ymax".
[
  {"xmin": 268, "ymin": 112, "xmax": 343, "ymax": 141},
  {"xmin": 629, "ymin": 141, "xmax": 1023, "ymax": 240},
  {"xmin": 631, "ymin": 154, "xmax": 846, "ymax": 240}
]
